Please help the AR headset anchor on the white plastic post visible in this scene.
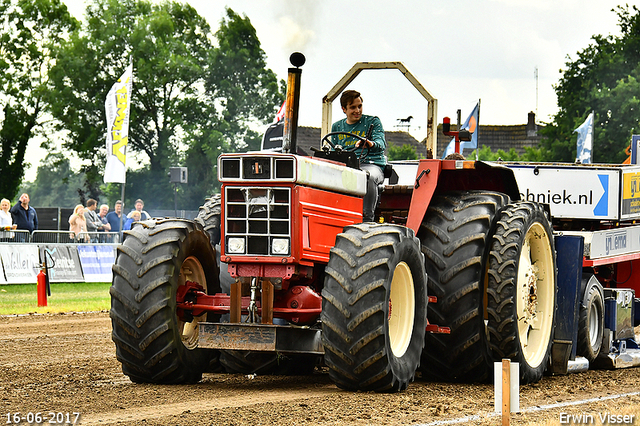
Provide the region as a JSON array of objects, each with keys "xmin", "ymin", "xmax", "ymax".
[{"xmin": 494, "ymin": 360, "xmax": 520, "ymax": 419}]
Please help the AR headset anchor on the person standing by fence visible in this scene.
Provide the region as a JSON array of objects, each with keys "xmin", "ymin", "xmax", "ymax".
[
  {"xmin": 127, "ymin": 199, "xmax": 150, "ymax": 220},
  {"xmin": 84, "ymin": 199, "xmax": 105, "ymax": 242},
  {"xmin": 69, "ymin": 204, "xmax": 89, "ymax": 243},
  {"xmin": 0, "ymin": 198, "xmax": 17, "ymax": 240},
  {"xmin": 98, "ymin": 204, "xmax": 111, "ymax": 242},
  {"xmin": 123, "ymin": 210, "xmax": 141, "ymax": 231},
  {"xmin": 10, "ymin": 193, "xmax": 37, "ymax": 242},
  {"xmin": 106, "ymin": 200, "xmax": 123, "ymax": 241}
]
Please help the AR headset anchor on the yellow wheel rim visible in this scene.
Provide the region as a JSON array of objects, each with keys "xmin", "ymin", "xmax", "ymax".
[
  {"xmin": 178, "ymin": 256, "xmax": 207, "ymax": 350},
  {"xmin": 388, "ymin": 261, "xmax": 415, "ymax": 357},
  {"xmin": 516, "ymin": 223, "xmax": 555, "ymax": 367}
]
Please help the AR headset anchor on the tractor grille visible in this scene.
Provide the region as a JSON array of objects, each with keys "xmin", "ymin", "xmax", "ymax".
[{"xmin": 224, "ymin": 186, "xmax": 291, "ymax": 256}]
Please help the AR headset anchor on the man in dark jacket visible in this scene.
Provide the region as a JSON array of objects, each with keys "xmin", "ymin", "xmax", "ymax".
[{"xmin": 10, "ymin": 193, "xmax": 38, "ymax": 241}]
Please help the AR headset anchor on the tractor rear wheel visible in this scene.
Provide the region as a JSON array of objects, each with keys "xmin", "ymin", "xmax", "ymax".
[
  {"xmin": 322, "ymin": 223, "xmax": 427, "ymax": 392},
  {"xmin": 485, "ymin": 202, "xmax": 556, "ymax": 384},
  {"xmin": 195, "ymin": 194, "xmax": 234, "ymax": 294},
  {"xmin": 195, "ymin": 194, "xmax": 221, "ymax": 246},
  {"xmin": 110, "ymin": 219, "xmax": 221, "ymax": 383},
  {"xmin": 577, "ymin": 278, "xmax": 605, "ymax": 363},
  {"xmin": 419, "ymin": 191, "xmax": 510, "ymax": 382}
]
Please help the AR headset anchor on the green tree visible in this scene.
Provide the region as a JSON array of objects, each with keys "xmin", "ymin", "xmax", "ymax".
[
  {"xmin": 49, "ymin": 2, "xmax": 283, "ymax": 209},
  {"xmin": 387, "ymin": 143, "xmax": 419, "ymax": 161},
  {"xmin": 540, "ymin": 5, "xmax": 640, "ymax": 163},
  {"xmin": 49, "ymin": 0, "xmax": 211, "ymax": 205},
  {"xmin": 182, "ymin": 9, "xmax": 284, "ymax": 205},
  {"xmin": 0, "ymin": 0, "xmax": 78, "ymax": 200},
  {"xmin": 19, "ymin": 153, "xmax": 85, "ymax": 207},
  {"xmin": 469, "ymin": 145, "xmax": 548, "ymax": 162}
]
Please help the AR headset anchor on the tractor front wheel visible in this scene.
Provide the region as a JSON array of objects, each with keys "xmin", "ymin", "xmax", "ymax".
[
  {"xmin": 110, "ymin": 219, "xmax": 221, "ymax": 383},
  {"xmin": 321, "ymin": 223, "xmax": 427, "ymax": 392}
]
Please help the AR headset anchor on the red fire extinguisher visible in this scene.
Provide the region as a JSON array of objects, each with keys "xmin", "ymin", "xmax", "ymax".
[
  {"xmin": 37, "ymin": 254, "xmax": 51, "ymax": 307},
  {"xmin": 37, "ymin": 268, "xmax": 47, "ymax": 307}
]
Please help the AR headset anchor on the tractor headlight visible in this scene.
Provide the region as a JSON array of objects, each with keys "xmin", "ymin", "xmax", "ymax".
[
  {"xmin": 271, "ymin": 238, "xmax": 289, "ymax": 255},
  {"xmin": 227, "ymin": 237, "xmax": 245, "ymax": 254}
]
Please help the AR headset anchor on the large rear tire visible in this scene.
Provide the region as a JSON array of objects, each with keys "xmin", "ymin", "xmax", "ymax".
[
  {"xmin": 419, "ymin": 191, "xmax": 510, "ymax": 382},
  {"xmin": 486, "ymin": 202, "xmax": 556, "ymax": 384},
  {"xmin": 110, "ymin": 219, "xmax": 221, "ymax": 383},
  {"xmin": 195, "ymin": 194, "xmax": 221, "ymax": 246},
  {"xmin": 322, "ymin": 223, "xmax": 427, "ymax": 392}
]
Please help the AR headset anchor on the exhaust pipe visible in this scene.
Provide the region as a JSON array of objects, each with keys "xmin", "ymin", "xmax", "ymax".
[{"xmin": 282, "ymin": 52, "xmax": 305, "ymax": 154}]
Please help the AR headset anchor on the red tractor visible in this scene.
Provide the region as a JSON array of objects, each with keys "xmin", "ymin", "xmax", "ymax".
[{"xmin": 110, "ymin": 55, "xmax": 557, "ymax": 392}]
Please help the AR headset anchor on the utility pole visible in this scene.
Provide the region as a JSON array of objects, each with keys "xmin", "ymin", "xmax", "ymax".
[{"xmin": 534, "ymin": 66, "xmax": 539, "ymax": 120}]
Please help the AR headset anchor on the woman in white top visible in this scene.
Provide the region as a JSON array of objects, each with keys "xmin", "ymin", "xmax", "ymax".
[
  {"xmin": 69, "ymin": 204, "xmax": 89, "ymax": 242},
  {"xmin": 0, "ymin": 198, "xmax": 17, "ymax": 238}
]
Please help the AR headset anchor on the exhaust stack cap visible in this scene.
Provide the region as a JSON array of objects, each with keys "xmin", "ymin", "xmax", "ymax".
[{"xmin": 290, "ymin": 52, "xmax": 305, "ymax": 68}]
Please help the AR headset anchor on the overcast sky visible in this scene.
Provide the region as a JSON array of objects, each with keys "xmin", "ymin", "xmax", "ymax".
[{"xmin": 26, "ymin": 0, "xmax": 624, "ymax": 180}]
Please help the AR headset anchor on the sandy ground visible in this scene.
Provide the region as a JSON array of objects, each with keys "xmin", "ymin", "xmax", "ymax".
[{"xmin": 1, "ymin": 311, "xmax": 640, "ymax": 426}]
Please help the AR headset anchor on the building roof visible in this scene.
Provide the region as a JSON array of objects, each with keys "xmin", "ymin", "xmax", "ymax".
[
  {"xmin": 280, "ymin": 112, "xmax": 543, "ymax": 159},
  {"xmin": 435, "ymin": 111, "xmax": 544, "ymax": 158},
  {"xmin": 293, "ymin": 127, "xmax": 425, "ymax": 156}
]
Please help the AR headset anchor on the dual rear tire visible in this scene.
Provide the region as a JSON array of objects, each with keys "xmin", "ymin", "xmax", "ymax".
[{"xmin": 419, "ymin": 191, "xmax": 557, "ymax": 384}]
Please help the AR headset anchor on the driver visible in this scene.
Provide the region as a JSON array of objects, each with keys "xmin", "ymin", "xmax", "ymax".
[{"xmin": 331, "ymin": 90, "xmax": 387, "ymax": 222}]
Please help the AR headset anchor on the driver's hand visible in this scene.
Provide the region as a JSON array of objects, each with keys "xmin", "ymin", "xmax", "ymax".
[{"xmin": 356, "ymin": 139, "xmax": 374, "ymax": 148}]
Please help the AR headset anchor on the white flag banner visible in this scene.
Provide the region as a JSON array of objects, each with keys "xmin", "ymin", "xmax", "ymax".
[
  {"xmin": 104, "ymin": 63, "xmax": 133, "ymax": 183},
  {"xmin": 574, "ymin": 111, "xmax": 594, "ymax": 164}
]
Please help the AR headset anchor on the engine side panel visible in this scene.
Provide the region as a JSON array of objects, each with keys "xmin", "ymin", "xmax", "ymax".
[{"xmin": 295, "ymin": 186, "xmax": 363, "ymax": 264}]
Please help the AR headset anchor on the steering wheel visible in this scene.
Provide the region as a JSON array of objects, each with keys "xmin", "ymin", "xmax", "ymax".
[{"xmin": 320, "ymin": 131, "xmax": 370, "ymax": 162}]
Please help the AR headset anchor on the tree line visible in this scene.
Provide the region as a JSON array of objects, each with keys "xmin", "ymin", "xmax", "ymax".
[
  {"xmin": 1, "ymin": 1, "xmax": 639, "ymax": 209},
  {"xmin": 1, "ymin": 0, "xmax": 283, "ymax": 209}
]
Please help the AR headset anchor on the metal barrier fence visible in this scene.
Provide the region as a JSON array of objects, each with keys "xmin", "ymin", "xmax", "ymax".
[
  {"xmin": 0, "ymin": 230, "xmax": 121, "ymax": 244},
  {"xmin": 0, "ymin": 229, "xmax": 31, "ymax": 243}
]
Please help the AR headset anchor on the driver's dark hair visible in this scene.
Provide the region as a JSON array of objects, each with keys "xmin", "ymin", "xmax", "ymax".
[{"xmin": 340, "ymin": 90, "xmax": 362, "ymax": 109}]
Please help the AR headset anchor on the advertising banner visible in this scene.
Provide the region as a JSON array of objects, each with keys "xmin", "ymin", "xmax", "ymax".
[
  {"xmin": 0, "ymin": 257, "xmax": 6, "ymax": 283},
  {"xmin": 39, "ymin": 245, "xmax": 84, "ymax": 282},
  {"xmin": 104, "ymin": 63, "xmax": 133, "ymax": 184},
  {"xmin": 508, "ymin": 164, "xmax": 620, "ymax": 220},
  {"xmin": 620, "ymin": 166, "xmax": 640, "ymax": 219},
  {"xmin": 0, "ymin": 245, "xmax": 40, "ymax": 284},
  {"xmin": 77, "ymin": 245, "xmax": 116, "ymax": 282}
]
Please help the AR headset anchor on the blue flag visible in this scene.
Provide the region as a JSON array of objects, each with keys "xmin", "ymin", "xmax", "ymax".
[
  {"xmin": 575, "ymin": 112, "xmax": 593, "ymax": 164},
  {"xmin": 442, "ymin": 102, "xmax": 480, "ymax": 159}
]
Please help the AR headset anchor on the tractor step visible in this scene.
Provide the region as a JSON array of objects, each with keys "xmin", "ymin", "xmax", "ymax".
[{"xmin": 198, "ymin": 322, "xmax": 324, "ymax": 354}]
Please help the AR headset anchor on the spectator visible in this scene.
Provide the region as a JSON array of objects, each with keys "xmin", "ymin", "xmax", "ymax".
[
  {"xmin": 10, "ymin": 193, "xmax": 37, "ymax": 241},
  {"xmin": 106, "ymin": 200, "xmax": 123, "ymax": 239},
  {"xmin": 0, "ymin": 198, "xmax": 17, "ymax": 239},
  {"xmin": 127, "ymin": 199, "xmax": 150, "ymax": 220},
  {"xmin": 123, "ymin": 210, "xmax": 141, "ymax": 231},
  {"xmin": 69, "ymin": 204, "xmax": 89, "ymax": 243},
  {"xmin": 84, "ymin": 199, "xmax": 105, "ymax": 242},
  {"xmin": 98, "ymin": 204, "xmax": 111, "ymax": 242}
]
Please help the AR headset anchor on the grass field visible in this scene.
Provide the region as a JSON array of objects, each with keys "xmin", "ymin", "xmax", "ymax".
[{"xmin": 0, "ymin": 282, "xmax": 111, "ymax": 315}]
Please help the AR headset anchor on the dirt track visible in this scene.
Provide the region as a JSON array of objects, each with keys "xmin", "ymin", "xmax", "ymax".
[{"xmin": 1, "ymin": 311, "xmax": 640, "ymax": 426}]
